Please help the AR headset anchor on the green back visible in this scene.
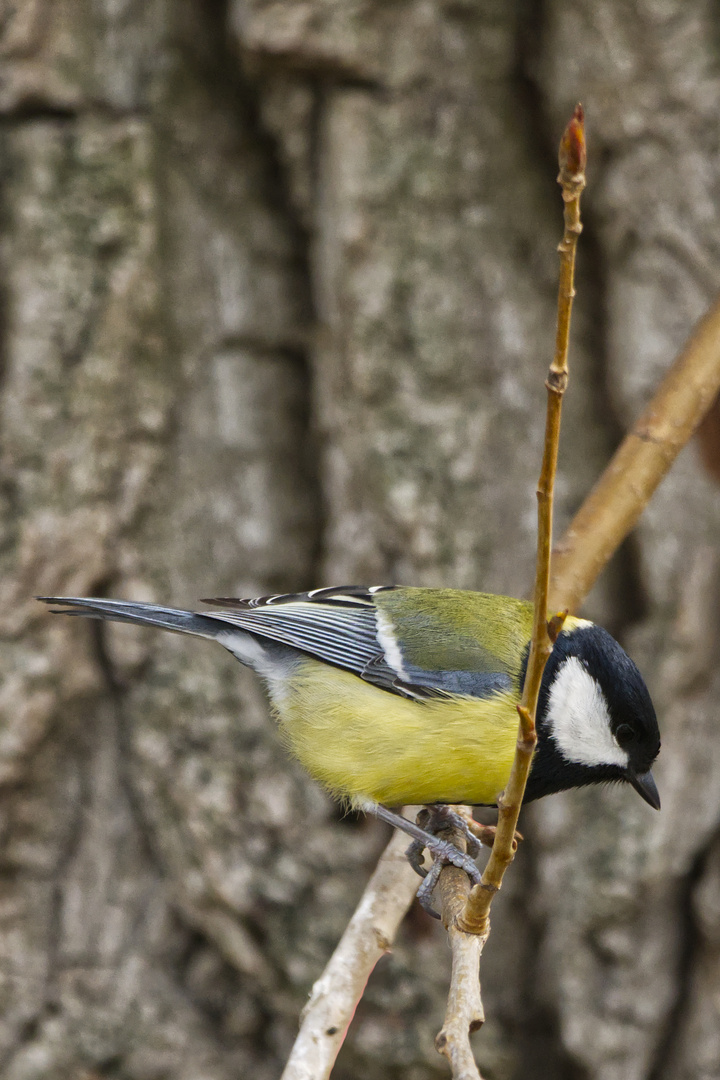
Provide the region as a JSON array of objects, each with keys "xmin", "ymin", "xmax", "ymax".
[{"xmin": 375, "ymin": 588, "xmax": 534, "ymax": 684}]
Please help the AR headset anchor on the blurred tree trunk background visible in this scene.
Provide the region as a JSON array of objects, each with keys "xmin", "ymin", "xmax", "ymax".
[{"xmin": 3, "ymin": 2, "xmax": 720, "ymax": 1078}]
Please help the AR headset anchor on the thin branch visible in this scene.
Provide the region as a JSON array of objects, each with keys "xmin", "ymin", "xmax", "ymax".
[
  {"xmin": 434, "ymin": 810, "xmax": 486, "ymax": 1080},
  {"xmin": 437, "ymin": 924, "xmax": 486, "ymax": 1080},
  {"xmin": 280, "ymin": 824, "xmax": 419, "ymax": 1080},
  {"xmin": 458, "ymin": 103, "xmax": 586, "ymax": 936},
  {"xmin": 549, "ymin": 293, "xmax": 720, "ymax": 612}
]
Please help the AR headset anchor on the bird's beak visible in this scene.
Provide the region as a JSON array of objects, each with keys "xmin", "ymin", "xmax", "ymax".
[{"xmin": 627, "ymin": 769, "xmax": 661, "ymax": 810}]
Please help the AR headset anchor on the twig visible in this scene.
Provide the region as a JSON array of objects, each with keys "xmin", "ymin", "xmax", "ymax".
[
  {"xmin": 431, "ymin": 105, "xmax": 585, "ymax": 1080},
  {"xmin": 458, "ymin": 103, "xmax": 586, "ymax": 937},
  {"xmin": 437, "ymin": 922, "xmax": 485, "ymax": 1080},
  {"xmin": 549, "ymin": 292, "xmax": 720, "ymax": 612},
  {"xmin": 434, "ymin": 811, "xmax": 486, "ymax": 1080},
  {"xmin": 280, "ymin": 824, "xmax": 419, "ymax": 1080}
]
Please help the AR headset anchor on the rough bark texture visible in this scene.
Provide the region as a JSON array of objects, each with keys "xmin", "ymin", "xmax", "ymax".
[{"xmin": 2, "ymin": 1, "xmax": 720, "ymax": 1077}]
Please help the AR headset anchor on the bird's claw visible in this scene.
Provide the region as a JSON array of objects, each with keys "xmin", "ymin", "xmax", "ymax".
[
  {"xmin": 406, "ymin": 807, "xmax": 485, "ymax": 919},
  {"xmin": 405, "ymin": 838, "xmax": 429, "ymax": 878},
  {"xmin": 417, "ymin": 806, "xmax": 483, "ymax": 858},
  {"xmin": 416, "ymin": 860, "xmax": 444, "ymax": 916}
]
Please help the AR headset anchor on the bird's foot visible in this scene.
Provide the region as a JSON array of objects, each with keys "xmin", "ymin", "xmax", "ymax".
[
  {"xmin": 406, "ymin": 806, "xmax": 484, "ymax": 919},
  {"xmin": 405, "ymin": 806, "xmax": 482, "ymax": 875},
  {"xmin": 419, "ymin": 806, "xmax": 484, "ymax": 856},
  {"xmin": 357, "ymin": 801, "xmax": 485, "ymax": 920}
]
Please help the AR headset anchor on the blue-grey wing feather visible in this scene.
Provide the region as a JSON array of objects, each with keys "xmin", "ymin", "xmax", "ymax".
[
  {"xmin": 202, "ymin": 600, "xmax": 382, "ymax": 676},
  {"xmin": 202, "ymin": 589, "xmax": 513, "ymax": 701}
]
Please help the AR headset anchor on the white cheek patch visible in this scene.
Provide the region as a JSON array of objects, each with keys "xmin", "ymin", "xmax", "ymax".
[{"xmin": 545, "ymin": 656, "xmax": 629, "ymax": 769}]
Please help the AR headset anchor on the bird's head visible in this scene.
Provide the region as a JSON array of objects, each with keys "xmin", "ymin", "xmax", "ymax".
[{"xmin": 527, "ymin": 621, "xmax": 661, "ymax": 808}]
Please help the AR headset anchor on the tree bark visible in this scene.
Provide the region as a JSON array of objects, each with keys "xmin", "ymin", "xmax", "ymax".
[{"xmin": 2, "ymin": 1, "xmax": 720, "ymax": 1077}]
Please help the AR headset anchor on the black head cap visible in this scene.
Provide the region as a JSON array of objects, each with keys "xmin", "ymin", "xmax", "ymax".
[{"xmin": 526, "ymin": 623, "xmax": 661, "ymax": 806}]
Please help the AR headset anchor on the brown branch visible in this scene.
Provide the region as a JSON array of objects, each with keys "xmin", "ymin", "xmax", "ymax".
[
  {"xmin": 458, "ymin": 103, "xmax": 586, "ymax": 936},
  {"xmin": 280, "ymin": 824, "xmax": 419, "ymax": 1080},
  {"xmin": 549, "ymin": 292, "xmax": 720, "ymax": 612}
]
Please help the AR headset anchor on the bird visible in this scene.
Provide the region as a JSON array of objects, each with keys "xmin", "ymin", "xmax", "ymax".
[{"xmin": 38, "ymin": 586, "xmax": 661, "ymax": 910}]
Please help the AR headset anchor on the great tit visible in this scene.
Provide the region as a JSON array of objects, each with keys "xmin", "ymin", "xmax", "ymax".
[{"xmin": 39, "ymin": 587, "xmax": 661, "ymax": 900}]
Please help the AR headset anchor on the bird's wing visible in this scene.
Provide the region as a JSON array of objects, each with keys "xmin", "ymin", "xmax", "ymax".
[
  {"xmin": 201, "ymin": 586, "xmax": 526, "ymax": 701},
  {"xmin": 201, "ymin": 586, "xmax": 397, "ymax": 684}
]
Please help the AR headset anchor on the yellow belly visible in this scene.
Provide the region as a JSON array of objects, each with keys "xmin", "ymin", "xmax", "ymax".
[{"xmin": 272, "ymin": 659, "xmax": 520, "ymax": 806}]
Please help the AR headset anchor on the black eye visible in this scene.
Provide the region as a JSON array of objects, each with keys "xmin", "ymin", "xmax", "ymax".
[{"xmin": 615, "ymin": 724, "xmax": 636, "ymax": 748}]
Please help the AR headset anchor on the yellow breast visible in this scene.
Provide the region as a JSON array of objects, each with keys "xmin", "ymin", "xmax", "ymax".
[{"xmin": 272, "ymin": 659, "xmax": 520, "ymax": 807}]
